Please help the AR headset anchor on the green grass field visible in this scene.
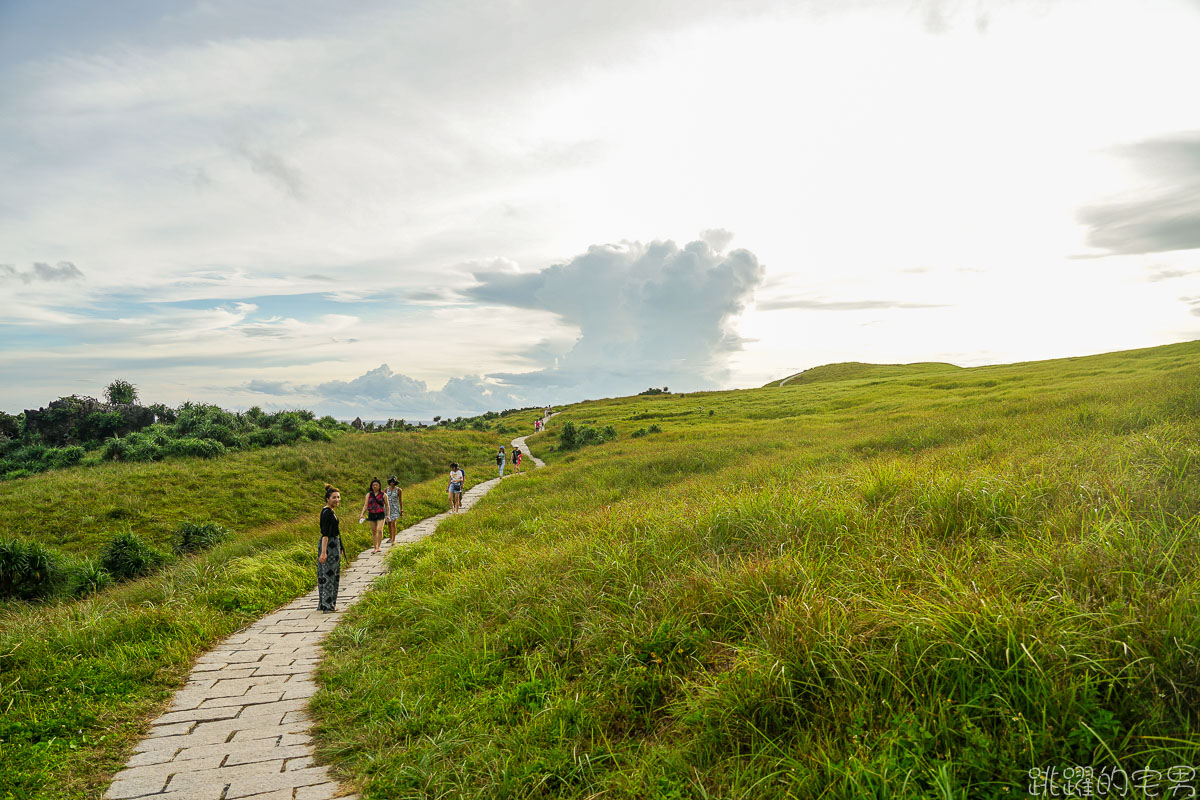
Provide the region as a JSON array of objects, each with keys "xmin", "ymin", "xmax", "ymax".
[
  {"xmin": 3, "ymin": 341, "xmax": 1198, "ymax": 799},
  {"xmin": 0, "ymin": 428, "xmax": 505, "ymax": 800},
  {"xmin": 307, "ymin": 340, "xmax": 1200, "ymax": 798}
]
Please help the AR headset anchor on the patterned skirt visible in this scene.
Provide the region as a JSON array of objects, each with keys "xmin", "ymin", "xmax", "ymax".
[{"xmin": 317, "ymin": 538, "xmax": 341, "ymax": 611}]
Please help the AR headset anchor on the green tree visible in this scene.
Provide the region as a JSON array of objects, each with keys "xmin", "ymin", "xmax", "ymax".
[{"xmin": 105, "ymin": 379, "xmax": 139, "ymax": 405}]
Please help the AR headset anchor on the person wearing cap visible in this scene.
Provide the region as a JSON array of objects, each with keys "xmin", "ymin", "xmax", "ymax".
[
  {"xmin": 448, "ymin": 462, "xmax": 464, "ymax": 512},
  {"xmin": 384, "ymin": 475, "xmax": 403, "ymax": 545}
]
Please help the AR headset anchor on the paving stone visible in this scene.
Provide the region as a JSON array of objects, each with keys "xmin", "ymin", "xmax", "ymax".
[
  {"xmin": 295, "ymin": 784, "xmax": 343, "ymax": 799},
  {"xmin": 238, "ymin": 697, "xmax": 309, "ymax": 719},
  {"xmin": 196, "ymin": 690, "xmax": 286, "ymax": 710},
  {"xmin": 231, "ymin": 789, "xmax": 294, "ymax": 800},
  {"xmin": 111, "ymin": 755, "xmax": 226, "ymax": 782},
  {"xmin": 105, "ymin": 773, "xmax": 169, "ymax": 799},
  {"xmin": 146, "ymin": 721, "xmax": 195, "ymax": 738},
  {"xmin": 153, "ymin": 706, "xmax": 242, "ymax": 726},
  {"xmin": 225, "ymin": 743, "xmax": 313, "ymax": 766},
  {"xmin": 224, "ymin": 766, "xmax": 334, "ymax": 799}
]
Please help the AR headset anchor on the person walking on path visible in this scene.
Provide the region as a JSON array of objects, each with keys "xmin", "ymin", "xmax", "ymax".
[
  {"xmin": 448, "ymin": 462, "xmax": 465, "ymax": 512},
  {"xmin": 318, "ymin": 484, "xmax": 342, "ymax": 613},
  {"xmin": 359, "ymin": 477, "xmax": 389, "ymax": 553},
  {"xmin": 384, "ymin": 475, "xmax": 403, "ymax": 545},
  {"xmin": 513, "ymin": 446, "xmax": 523, "ymax": 474},
  {"xmin": 496, "ymin": 445, "xmax": 506, "ymax": 477}
]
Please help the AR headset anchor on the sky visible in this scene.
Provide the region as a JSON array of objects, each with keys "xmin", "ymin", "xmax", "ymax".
[{"xmin": 2, "ymin": 0, "xmax": 1199, "ymax": 420}]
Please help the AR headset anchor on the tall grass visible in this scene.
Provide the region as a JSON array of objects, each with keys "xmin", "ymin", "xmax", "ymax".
[{"xmin": 310, "ymin": 340, "xmax": 1200, "ymax": 798}]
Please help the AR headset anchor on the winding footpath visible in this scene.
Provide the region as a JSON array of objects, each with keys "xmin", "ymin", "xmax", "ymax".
[{"xmin": 104, "ymin": 433, "xmax": 547, "ymax": 800}]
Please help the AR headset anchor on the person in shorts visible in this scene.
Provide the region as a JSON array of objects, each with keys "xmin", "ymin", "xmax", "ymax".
[
  {"xmin": 448, "ymin": 462, "xmax": 465, "ymax": 512},
  {"xmin": 359, "ymin": 477, "xmax": 388, "ymax": 553},
  {"xmin": 496, "ymin": 445, "xmax": 505, "ymax": 477}
]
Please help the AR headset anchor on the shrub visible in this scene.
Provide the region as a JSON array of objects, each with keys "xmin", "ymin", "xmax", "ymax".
[
  {"xmin": 0, "ymin": 538, "xmax": 64, "ymax": 600},
  {"xmin": 104, "ymin": 379, "xmax": 139, "ymax": 405},
  {"xmin": 68, "ymin": 557, "xmax": 113, "ymax": 597},
  {"xmin": 648, "ymin": 424, "xmax": 662, "ymax": 434},
  {"xmin": 0, "ymin": 411, "xmax": 19, "ymax": 440},
  {"xmin": 632, "ymin": 428, "xmax": 648, "ymax": 438},
  {"xmin": 49, "ymin": 445, "xmax": 86, "ymax": 469},
  {"xmin": 192, "ymin": 423, "xmax": 241, "ymax": 448},
  {"xmin": 559, "ymin": 421, "xmax": 579, "ymax": 450},
  {"xmin": 174, "ymin": 404, "xmax": 239, "ymax": 437},
  {"xmin": 102, "ymin": 436, "xmax": 128, "ymax": 461},
  {"xmin": 601, "ymin": 425, "xmax": 618, "ymax": 442},
  {"xmin": 79, "ymin": 410, "xmax": 125, "ymax": 441},
  {"xmin": 99, "ymin": 530, "xmax": 167, "ymax": 581},
  {"xmin": 174, "ymin": 522, "xmax": 231, "ymax": 555},
  {"xmin": 167, "ymin": 437, "xmax": 227, "ymax": 459},
  {"xmin": 301, "ymin": 423, "xmax": 333, "ymax": 442},
  {"xmin": 0, "ymin": 444, "xmax": 86, "ymax": 479}
]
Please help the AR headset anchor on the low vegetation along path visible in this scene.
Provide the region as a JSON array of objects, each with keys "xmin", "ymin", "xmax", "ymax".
[{"xmin": 104, "ymin": 434, "xmax": 546, "ymax": 800}]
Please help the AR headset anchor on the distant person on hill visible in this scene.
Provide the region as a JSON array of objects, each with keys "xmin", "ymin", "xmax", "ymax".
[
  {"xmin": 496, "ymin": 445, "xmax": 506, "ymax": 477},
  {"xmin": 318, "ymin": 484, "xmax": 342, "ymax": 613},
  {"xmin": 384, "ymin": 475, "xmax": 403, "ymax": 545},
  {"xmin": 513, "ymin": 446, "xmax": 523, "ymax": 473},
  {"xmin": 359, "ymin": 477, "xmax": 388, "ymax": 553},
  {"xmin": 448, "ymin": 462, "xmax": 465, "ymax": 512}
]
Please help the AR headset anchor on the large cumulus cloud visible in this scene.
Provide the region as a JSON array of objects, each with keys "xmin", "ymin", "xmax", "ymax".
[
  {"xmin": 464, "ymin": 235, "xmax": 764, "ymax": 399},
  {"xmin": 243, "ymin": 235, "xmax": 765, "ymax": 417}
]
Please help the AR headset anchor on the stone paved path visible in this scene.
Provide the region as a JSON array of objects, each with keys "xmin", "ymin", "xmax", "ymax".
[{"xmin": 105, "ymin": 432, "xmax": 547, "ymax": 800}]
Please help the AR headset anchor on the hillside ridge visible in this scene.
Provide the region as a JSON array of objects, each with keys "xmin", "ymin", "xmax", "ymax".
[{"xmin": 764, "ymin": 360, "xmax": 961, "ymax": 388}]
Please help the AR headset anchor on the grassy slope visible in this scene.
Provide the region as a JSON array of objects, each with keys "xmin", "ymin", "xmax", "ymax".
[
  {"xmin": 0, "ymin": 430, "xmax": 504, "ymax": 556},
  {"xmin": 0, "ymin": 429, "xmax": 507, "ymax": 800},
  {"xmin": 763, "ymin": 361, "xmax": 961, "ymax": 388},
  {"xmin": 312, "ymin": 340, "xmax": 1200, "ymax": 799}
]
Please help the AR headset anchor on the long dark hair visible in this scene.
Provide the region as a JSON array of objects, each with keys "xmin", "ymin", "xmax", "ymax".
[{"xmin": 368, "ymin": 477, "xmax": 382, "ymax": 494}]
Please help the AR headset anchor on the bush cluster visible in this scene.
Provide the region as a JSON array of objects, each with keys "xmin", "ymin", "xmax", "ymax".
[
  {"xmin": 99, "ymin": 531, "xmax": 168, "ymax": 581},
  {"xmin": 1, "ymin": 380, "xmax": 351, "ymax": 480},
  {"xmin": 0, "ymin": 538, "xmax": 63, "ymax": 600},
  {"xmin": 0, "ymin": 519, "xmax": 232, "ymax": 602},
  {"xmin": 0, "ymin": 442, "xmax": 85, "ymax": 479},
  {"xmin": 630, "ymin": 423, "xmax": 664, "ymax": 439},
  {"xmin": 100, "ymin": 405, "xmax": 338, "ymax": 465},
  {"xmin": 174, "ymin": 522, "xmax": 231, "ymax": 555},
  {"xmin": 558, "ymin": 421, "xmax": 619, "ymax": 451}
]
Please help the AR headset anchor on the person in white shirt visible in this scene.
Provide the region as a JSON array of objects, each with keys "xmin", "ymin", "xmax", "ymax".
[{"xmin": 448, "ymin": 462, "xmax": 465, "ymax": 512}]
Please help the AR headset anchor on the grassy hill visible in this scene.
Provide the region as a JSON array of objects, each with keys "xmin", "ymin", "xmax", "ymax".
[
  {"xmin": 763, "ymin": 360, "xmax": 962, "ymax": 388},
  {"xmin": 310, "ymin": 339, "xmax": 1200, "ymax": 799},
  {"xmin": 0, "ymin": 428, "xmax": 504, "ymax": 800}
]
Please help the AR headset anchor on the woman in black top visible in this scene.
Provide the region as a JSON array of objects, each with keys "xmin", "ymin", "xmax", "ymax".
[{"xmin": 318, "ymin": 483, "xmax": 342, "ymax": 612}]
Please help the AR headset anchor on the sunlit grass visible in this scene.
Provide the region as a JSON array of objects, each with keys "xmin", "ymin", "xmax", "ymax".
[{"xmin": 311, "ymin": 340, "xmax": 1200, "ymax": 798}]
